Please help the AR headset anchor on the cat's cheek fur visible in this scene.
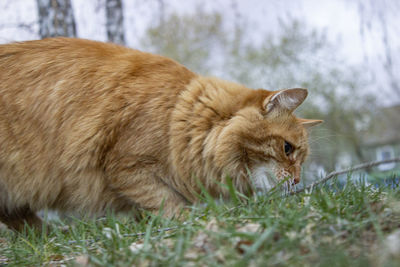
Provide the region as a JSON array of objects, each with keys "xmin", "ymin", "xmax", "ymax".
[{"xmin": 251, "ymin": 163, "xmax": 278, "ymax": 193}]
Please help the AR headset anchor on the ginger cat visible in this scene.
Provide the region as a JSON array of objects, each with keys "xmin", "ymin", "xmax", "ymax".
[{"xmin": 0, "ymin": 38, "xmax": 321, "ymax": 231}]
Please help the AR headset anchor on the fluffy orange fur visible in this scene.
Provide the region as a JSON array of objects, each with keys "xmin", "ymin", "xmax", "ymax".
[{"xmin": 0, "ymin": 38, "xmax": 321, "ymax": 231}]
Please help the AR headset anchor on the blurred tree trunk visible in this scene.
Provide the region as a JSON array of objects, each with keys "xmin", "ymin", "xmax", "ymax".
[
  {"xmin": 158, "ymin": 0, "xmax": 165, "ymax": 27},
  {"xmin": 106, "ymin": 0, "xmax": 125, "ymax": 45},
  {"xmin": 36, "ymin": 0, "xmax": 76, "ymax": 38}
]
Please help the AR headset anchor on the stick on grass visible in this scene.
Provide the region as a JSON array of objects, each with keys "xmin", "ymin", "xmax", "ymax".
[{"xmin": 293, "ymin": 157, "xmax": 400, "ymax": 195}]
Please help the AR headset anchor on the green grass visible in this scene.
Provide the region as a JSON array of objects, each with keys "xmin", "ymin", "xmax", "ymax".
[{"xmin": 1, "ymin": 177, "xmax": 400, "ymax": 266}]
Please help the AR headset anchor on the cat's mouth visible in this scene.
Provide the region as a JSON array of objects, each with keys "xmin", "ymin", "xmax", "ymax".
[{"xmin": 250, "ymin": 165, "xmax": 297, "ymax": 195}]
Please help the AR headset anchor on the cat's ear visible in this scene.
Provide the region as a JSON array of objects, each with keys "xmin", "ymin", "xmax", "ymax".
[
  {"xmin": 298, "ymin": 118, "xmax": 323, "ymax": 128},
  {"xmin": 263, "ymin": 88, "xmax": 308, "ymax": 114}
]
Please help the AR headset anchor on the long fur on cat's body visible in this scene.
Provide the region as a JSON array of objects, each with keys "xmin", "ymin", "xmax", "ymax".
[{"xmin": 0, "ymin": 38, "xmax": 321, "ymax": 231}]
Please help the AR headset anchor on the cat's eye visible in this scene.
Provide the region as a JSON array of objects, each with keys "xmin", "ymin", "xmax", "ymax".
[{"xmin": 284, "ymin": 141, "xmax": 294, "ymax": 156}]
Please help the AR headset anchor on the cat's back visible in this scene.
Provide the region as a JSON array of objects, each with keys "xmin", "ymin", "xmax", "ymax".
[
  {"xmin": 0, "ymin": 37, "xmax": 196, "ymax": 130},
  {"xmin": 0, "ymin": 38, "xmax": 196, "ymax": 203},
  {"xmin": 0, "ymin": 37, "xmax": 195, "ymax": 96},
  {"xmin": 0, "ymin": 38, "xmax": 196, "ymax": 213},
  {"xmin": 0, "ymin": 37, "xmax": 196, "ymax": 159}
]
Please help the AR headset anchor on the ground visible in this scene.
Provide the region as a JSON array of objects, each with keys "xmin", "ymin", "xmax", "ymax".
[{"xmin": 0, "ymin": 177, "xmax": 400, "ymax": 266}]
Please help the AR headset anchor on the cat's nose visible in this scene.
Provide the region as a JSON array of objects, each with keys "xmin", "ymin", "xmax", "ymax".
[{"xmin": 289, "ymin": 165, "xmax": 301, "ymax": 184}]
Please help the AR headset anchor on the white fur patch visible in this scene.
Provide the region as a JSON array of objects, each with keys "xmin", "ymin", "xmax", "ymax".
[{"xmin": 251, "ymin": 164, "xmax": 278, "ymax": 193}]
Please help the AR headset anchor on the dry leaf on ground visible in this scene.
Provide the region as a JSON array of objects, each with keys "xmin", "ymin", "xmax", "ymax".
[
  {"xmin": 129, "ymin": 240, "xmax": 145, "ymax": 253},
  {"xmin": 74, "ymin": 255, "xmax": 90, "ymax": 266},
  {"xmin": 204, "ymin": 218, "xmax": 219, "ymax": 231},
  {"xmin": 236, "ymin": 223, "xmax": 261, "ymax": 233},
  {"xmin": 234, "ymin": 223, "xmax": 262, "ymax": 253},
  {"xmin": 385, "ymin": 229, "xmax": 400, "ymax": 258},
  {"xmin": 183, "ymin": 218, "xmax": 220, "ymax": 261}
]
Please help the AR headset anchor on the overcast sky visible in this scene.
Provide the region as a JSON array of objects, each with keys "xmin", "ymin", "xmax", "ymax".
[
  {"xmin": 1, "ymin": 0, "xmax": 398, "ymax": 62},
  {"xmin": 1, "ymin": 0, "xmax": 399, "ymax": 103}
]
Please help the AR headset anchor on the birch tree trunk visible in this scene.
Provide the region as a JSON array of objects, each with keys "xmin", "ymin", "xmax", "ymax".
[
  {"xmin": 106, "ymin": 0, "xmax": 125, "ymax": 45},
  {"xmin": 36, "ymin": 0, "xmax": 76, "ymax": 38}
]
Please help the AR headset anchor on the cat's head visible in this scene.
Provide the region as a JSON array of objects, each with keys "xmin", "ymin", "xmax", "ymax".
[{"xmin": 216, "ymin": 88, "xmax": 322, "ymax": 193}]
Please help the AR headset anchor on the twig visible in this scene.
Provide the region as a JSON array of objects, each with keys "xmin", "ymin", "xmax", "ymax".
[{"xmin": 292, "ymin": 157, "xmax": 400, "ymax": 195}]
